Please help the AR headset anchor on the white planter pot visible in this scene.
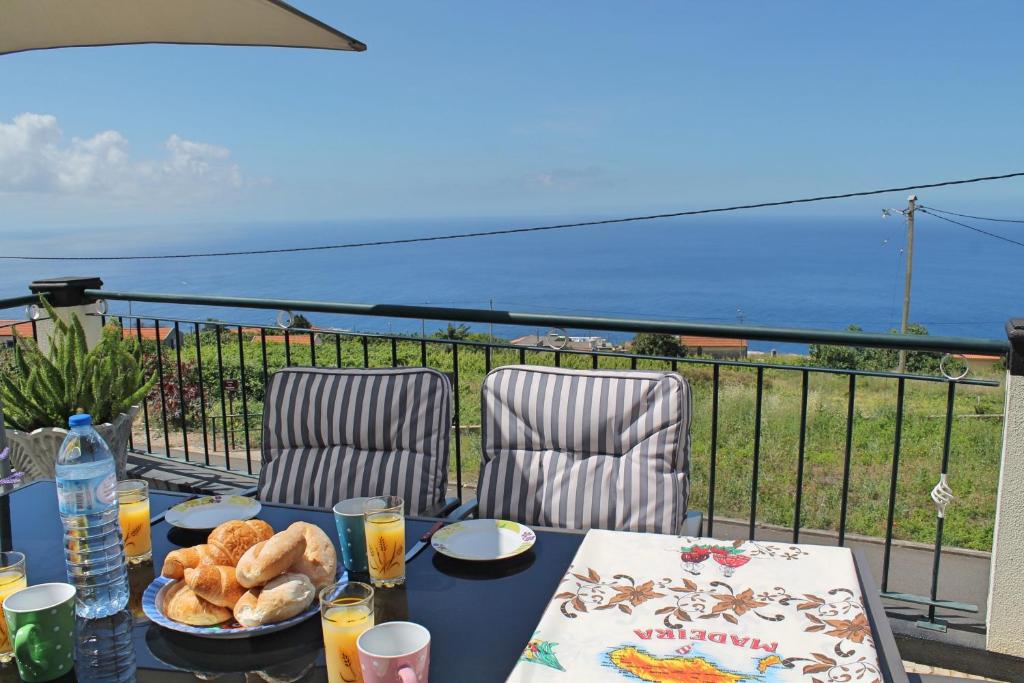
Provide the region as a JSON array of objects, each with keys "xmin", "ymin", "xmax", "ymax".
[{"xmin": 3, "ymin": 406, "xmax": 139, "ymax": 484}]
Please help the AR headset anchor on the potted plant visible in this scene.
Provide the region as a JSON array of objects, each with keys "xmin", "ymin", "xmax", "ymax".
[{"xmin": 0, "ymin": 299, "xmax": 156, "ymax": 483}]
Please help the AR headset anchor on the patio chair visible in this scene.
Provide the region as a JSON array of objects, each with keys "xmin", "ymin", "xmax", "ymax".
[
  {"xmin": 451, "ymin": 365, "xmax": 702, "ymax": 536},
  {"xmin": 257, "ymin": 367, "xmax": 455, "ymax": 516}
]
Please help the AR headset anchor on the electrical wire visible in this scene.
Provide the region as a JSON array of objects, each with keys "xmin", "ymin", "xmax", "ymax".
[
  {"xmin": 919, "ymin": 206, "xmax": 1024, "ymax": 224},
  {"xmin": 917, "ymin": 208, "xmax": 1024, "ymax": 249},
  {"xmin": 2, "ymin": 171, "xmax": 1023, "ymax": 261}
]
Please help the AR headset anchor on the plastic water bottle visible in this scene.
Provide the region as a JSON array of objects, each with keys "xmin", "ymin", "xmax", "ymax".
[
  {"xmin": 75, "ymin": 610, "xmax": 136, "ymax": 682},
  {"xmin": 56, "ymin": 414, "xmax": 129, "ymax": 618}
]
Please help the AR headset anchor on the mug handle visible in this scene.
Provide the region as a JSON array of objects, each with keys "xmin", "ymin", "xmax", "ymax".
[
  {"xmin": 397, "ymin": 665, "xmax": 419, "ymax": 683},
  {"xmin": 14, "ymin": 623, "xmax": 43, "ymax": 665}
]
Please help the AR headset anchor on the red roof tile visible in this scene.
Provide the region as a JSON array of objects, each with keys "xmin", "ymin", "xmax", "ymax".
[
  {"xmin": 0, "ymin": 320, "xmax": 36, "ymax": 337},
  {"xmin": 679, "ymin": 335, "xmax": 747, "ymax": 348}
]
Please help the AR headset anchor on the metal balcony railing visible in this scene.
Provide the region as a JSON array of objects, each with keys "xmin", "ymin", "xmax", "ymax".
[{"xmin": 0, "ymin": 287, "xmax": 1011, "ymax": 635}]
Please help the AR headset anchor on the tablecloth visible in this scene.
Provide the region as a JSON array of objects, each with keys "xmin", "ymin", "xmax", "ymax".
[{"xmin": 508, "ymin": 530, "xmax": 882, "ymax": 682}]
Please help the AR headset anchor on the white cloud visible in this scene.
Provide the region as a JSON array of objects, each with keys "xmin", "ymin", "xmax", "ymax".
[
  {"xmin": 522, "ymin": 166, "xmax": 610, "ymax": 192},
  {"xmin": 0, "ymin": 113, "xmax": 246, "ymax": 199}
]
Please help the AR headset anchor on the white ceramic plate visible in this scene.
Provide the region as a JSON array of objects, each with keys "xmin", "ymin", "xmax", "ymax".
[
  {"xmin": 143, "ymin": 575, "xmax": 324, "ymax": 640},
  {"xmin": 431, "ymin": 519, "xmax": 536, "ymax": 561},
  {"xmin": 164, "ymin": 495, "xmax": 262, "ymax": 530}
]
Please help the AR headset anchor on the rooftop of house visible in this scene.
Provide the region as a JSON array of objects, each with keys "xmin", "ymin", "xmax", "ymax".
[
  {"xmin": 121, "ymin": 327, "xmax": 175, "ymax": 341},
  {"xmin": 0, "ymin": 320, "xmax": 35, "ymax": 337},
  {"xmin": 679, "ymin": 335, "xmax": 748, "ymax": 348}
]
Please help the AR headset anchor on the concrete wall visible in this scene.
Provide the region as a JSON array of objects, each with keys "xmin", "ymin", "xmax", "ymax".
[{"xmin": 986, "ymin": 369, "xmax": 1024, "ymax": 656}]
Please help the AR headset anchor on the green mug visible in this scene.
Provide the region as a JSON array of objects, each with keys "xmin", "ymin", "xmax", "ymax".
[{"xmin": 3, "ymin": 583, "xmax": 76, "ymax": 682}]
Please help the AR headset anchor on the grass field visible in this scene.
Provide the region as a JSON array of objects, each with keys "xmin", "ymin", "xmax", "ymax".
[{"xmin": 142, "ymin": 332, "xmax": 1005, "ymax": 552}]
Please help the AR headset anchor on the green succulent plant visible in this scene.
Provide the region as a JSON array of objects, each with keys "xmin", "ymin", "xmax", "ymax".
[{"xmin": 0, "ymin": 298, "xmax": 156, "ymax": 432}]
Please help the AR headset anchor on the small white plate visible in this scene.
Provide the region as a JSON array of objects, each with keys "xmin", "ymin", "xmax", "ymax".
[
  {"xmin": 431, "ymin": 519, "xmax": 536, "ymax": 561},
  {"xmin": 164, "ymin": 495, "xmax": 262, "ymax": 530}
]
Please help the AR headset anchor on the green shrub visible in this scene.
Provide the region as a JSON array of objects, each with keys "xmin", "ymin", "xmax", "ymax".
[{"xmin": 0, "ymin": 300, "xmax": 156, "ymax": 431}]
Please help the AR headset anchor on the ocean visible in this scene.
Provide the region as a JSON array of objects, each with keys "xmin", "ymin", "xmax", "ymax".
[{"xmin": 0, "ymin": 214, "xmax": 1015, "ymax": 351}]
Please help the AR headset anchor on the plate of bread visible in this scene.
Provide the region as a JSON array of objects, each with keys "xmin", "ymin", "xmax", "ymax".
[{"xmin": 144, "ymin": 519, "xmax": 339, "ymax": 639}]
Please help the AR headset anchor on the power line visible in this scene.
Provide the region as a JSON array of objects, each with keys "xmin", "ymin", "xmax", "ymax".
[
  {"xmin": 1, "ymin": 171, "xmax": 1023, "ymax": 261},
  {"xmin": 920, "ymin": 206, "xmax": 1024, "ymax": 224},
  {"xmin": 918, "ymin": 208, "xmax": 1024, "ymax": 249}
]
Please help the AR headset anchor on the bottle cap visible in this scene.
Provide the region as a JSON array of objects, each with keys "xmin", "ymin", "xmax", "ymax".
[{"xmin": 68, "ymin": 414, "xmax": 92, "ymax": 427}]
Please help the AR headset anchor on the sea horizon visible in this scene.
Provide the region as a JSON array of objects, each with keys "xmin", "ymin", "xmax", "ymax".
[{"xmin": 1, "ymin": 213, "xmax": 1013, "ymax": 351}]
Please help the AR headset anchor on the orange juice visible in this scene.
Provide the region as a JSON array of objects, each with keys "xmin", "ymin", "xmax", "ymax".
[
  {"xmin": 323, "ymin": 600, "xmax": 374, "ymax": 683},
  {"xmin": 119, "ymin": 499, "xmax": 152, "ymax": 561},
  {"xmin": 365, "ymin": 512, "xmax": 405, "ymax": 587},
  {"xmin": 0, "ymin": 569, "xmax": 27, "ymax": 659}
]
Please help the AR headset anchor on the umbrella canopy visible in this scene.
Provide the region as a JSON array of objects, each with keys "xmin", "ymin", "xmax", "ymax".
[{"xmin": 0, "ymin": 0, "xmax": 365, "ymax": 56}]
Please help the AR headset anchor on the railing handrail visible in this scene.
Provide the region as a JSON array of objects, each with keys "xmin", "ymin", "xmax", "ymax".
[
  {"xmin": 0, "ymin": 295, "xmax": 38, "ymax": 312},
  {"xmin": 87, "ymin": 289, "xmax": 1009, "ymax": 356},
  {"xmin": 104, "ymin": 311, "xmax": 1001, "ymax": 386}
]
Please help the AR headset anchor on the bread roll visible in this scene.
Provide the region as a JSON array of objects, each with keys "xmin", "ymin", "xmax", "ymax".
[
  {"xmin": 235, "ymin": 527, "xmax": 307, "ymax": 588},
  {"xmin": 208, "ymin": 520, "xmax": 274, "ymax": 565},
  {"xmin": 233, "ymin": 589, "xmax": 262, "ymax": 628},
  {"xmin": 162, "ymin": 544, "xmax": 233, "ymax": 580},
  {"xmin": 287, "ymin": 522, "xmax": 337, "ymax": 588},
  {"xmin": 184, "ymin": 565, "xmax": 246, "ymax": 609},
  {"xmin": 234, "ymin": 573, "xmax": 315, "ymax": 627},
  {"xmin": 163, "ymin": 581, "xmax": 232, "ymax": 626}
]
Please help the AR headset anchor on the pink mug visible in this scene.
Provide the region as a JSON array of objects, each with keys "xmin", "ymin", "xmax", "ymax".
[{"xmin": 357, "ymin": 621, "xmax": 431, "ymax": 683}]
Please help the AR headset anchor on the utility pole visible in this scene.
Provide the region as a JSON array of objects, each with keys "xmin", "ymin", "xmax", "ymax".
[{"xmin": 898, "ymin": 195, "xmax": 917, "ymax": 373}]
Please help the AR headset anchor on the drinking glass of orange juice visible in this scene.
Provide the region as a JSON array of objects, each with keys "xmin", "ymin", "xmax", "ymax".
[
  {"xmin": 0, "ymin": 551, "xmax": 27, "ymax": 662},
  {"xmin": 321, "ymin": 581, "xmax": 374, "ymax": 683},
  {"xmin": 117, "ymin": 480, "xmax": 151, "ymax": 563},
  {"xmin": 364, "ymin": 496, "xmax": 405, "ymax": 588}
]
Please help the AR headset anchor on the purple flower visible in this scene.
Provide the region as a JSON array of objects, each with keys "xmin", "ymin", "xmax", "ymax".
[{"xmin": 0, "ymin": 448, "xmax": 8, "ymax": 461}]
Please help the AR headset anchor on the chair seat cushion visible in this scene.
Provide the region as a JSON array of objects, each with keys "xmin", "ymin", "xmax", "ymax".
[
  {"xmin": 478, "ymin": 448, "xmax": 688, "ymax": 533},
  {"xmin": 257, "ymin": 446, "xmax": 445, "ymax": 513},
  {"xmin": 259, "ymin": 367, "xmax": 452, "ymax": 514},
  {"xmin": 477, "ymin": 366, "xmax": 691, "ymax": 534}
]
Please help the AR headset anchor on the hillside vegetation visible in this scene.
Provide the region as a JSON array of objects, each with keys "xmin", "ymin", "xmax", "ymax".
[{"xmin": 130, "ymin": 326, "xmax": 1004, "ymax": 552}]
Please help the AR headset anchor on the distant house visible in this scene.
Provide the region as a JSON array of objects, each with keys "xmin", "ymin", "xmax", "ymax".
[
  {"xmin": 679, "ymin": 335, "xmax": 748, "ymax": 359},
  {"xmin": 0, "ymin": 320, "xmax": 35, "ymax": 347},
  {"xmin": 121, "ymin": 326, "xmax": 186, "ymax": 349},
  {"xmin": 258, "ymin": 334, "xmax": 325, "ymax": 346},
  {"xmin": 509, "ymin": 334, "xmax": 616, "ymax": 352},
  {"xmin": 962, "ymin": 354, "xmax": 1003, "ymax": 374}
]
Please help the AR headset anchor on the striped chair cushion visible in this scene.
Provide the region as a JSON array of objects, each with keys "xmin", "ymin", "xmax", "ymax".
[
  {"xmin": 258, "ymin": 368, "xmax": 451, "ymax": 514},
  {"xmin": 477, "ymin": 366, "xmax": 691, "ymax": 534}
]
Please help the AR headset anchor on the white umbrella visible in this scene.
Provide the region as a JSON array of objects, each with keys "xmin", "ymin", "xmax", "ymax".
[{"xmin": 0, "ymin": 0, "xmax": 365, "ymax": 56}]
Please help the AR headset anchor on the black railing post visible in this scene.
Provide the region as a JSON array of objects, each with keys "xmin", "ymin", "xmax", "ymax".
[
  {"xmin": 749, "ymin": 366, "xmax": 764, "ymax": 540},
  {"xmin": 707, "ymin": 364, "xmax": 720, "ymax": 537},
  {"xmin": 193, "ymin": 322, "xmax": 210, "ymax": 465},
  {"xmin": 792, "ymin": 370, "xmax": 809, "ymax": 543},
  {"xmin": 838, "ymin": 374, "xmax": 857, "ymax": 546},
  {"xmin": 881, "ymin": 378, "xmax": 905, "ymax": 592}
]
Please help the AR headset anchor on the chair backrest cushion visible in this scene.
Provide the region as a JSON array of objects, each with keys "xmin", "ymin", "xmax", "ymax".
[
  {"xmin": 477, "ymin": 365, "xmax": 691, "ymax": 534},
  {"xmin": 259, "ymin": 367, "xmax": 451, "ymax": 514}
]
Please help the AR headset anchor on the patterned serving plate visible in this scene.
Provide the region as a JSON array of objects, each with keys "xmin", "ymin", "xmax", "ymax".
[
  {"xmin": 431, "ymin": 519, "xmax": 536, "ymax": 561},
  {"xmin": 164, "ymin": 495, "xmax": 262, "ymax": 530},
  {"xmin": 142, "ymin": 575, "xmax": 328, "ymax": 640}
]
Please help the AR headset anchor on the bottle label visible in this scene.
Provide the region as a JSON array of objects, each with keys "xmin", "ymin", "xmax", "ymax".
[{"xmin": 57, "ymin": 472, "xmax": 117, "ymax": 515}]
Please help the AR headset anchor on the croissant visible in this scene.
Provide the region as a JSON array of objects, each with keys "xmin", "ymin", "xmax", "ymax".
[
  {"xmin": 184, "ymin": 565, "xmax": 246, "ymax": 609},
  {"xmin": 161, "ymin": 544, "xmax": 233, "ymax": 580},
  {"xmin": 163, "ymin": 582, "xmax": 232, "ymax": 626},
  {"xmin": 207, "ymin": 520, "xmax": 274, "ymax": 565}
]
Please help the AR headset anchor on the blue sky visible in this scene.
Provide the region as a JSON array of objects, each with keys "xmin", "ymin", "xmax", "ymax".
[{"xmin": 1, "ymin": 1, "xmax": 1022, "ymax": 240}]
